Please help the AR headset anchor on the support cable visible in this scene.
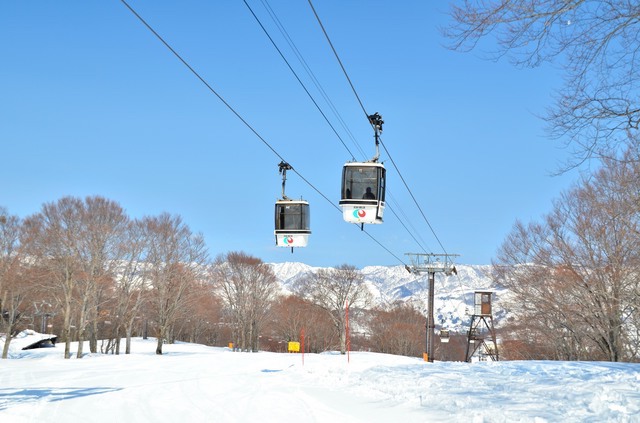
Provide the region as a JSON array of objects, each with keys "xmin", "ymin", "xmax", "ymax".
[
  {"xmin": 119, "ymin": 0, "xmax": 408, "ymax": 266},
  {"xmin": 308, "ymin": 0, "xmax": 470, "ymax": 335},
  {"xmin": 256, "ymin": 0, "xmax": 366, "ymax": 160},
  {"xmin": 119, "ymin": 0, "xmax": 282, "ymax": 161},
  {"xmin": 386, "ymin": 203, "xmax": 430, "ymax": 254},
  {"xmin": 308, "ymin": 0, "xmax": 450, "ymax": 256},
  {"xmin": 243, "ymin": 0, "xmax": 358, "ymax": 161},
  {"xmin": 380, "ymin": 139, "xmax": 449, "ymax": 256},
  {"xmin": 245, "ymin": 0, "xmax": 430, "ymax": 260},
  {"xmin": 387, "ymin": 191, "xmax": 431, "ymax": 251},
  {"xmin": 307, "ymin": 0, "xmax": 369, "ymax": 121}
]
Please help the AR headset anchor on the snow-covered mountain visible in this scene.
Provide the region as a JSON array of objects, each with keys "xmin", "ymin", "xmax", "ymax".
[{"xmin": 268, "ymin": 262, "xmax": 507, "ymax": 333}]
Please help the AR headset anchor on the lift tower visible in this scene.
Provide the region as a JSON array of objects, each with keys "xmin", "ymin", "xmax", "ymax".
[{"xmin": 405, "ymin": 253, "xmax": 458, "ymax": 362}]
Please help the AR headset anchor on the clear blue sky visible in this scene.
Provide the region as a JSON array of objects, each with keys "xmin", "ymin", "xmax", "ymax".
[{"xmin": 1, "ymin": 1, "xmax": 576, "ymax": 268}]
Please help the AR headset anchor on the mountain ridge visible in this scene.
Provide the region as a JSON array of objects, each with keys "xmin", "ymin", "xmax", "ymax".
[{"xmin": 268, "ymin": 262, "xmax": 505, "ymax": 332}]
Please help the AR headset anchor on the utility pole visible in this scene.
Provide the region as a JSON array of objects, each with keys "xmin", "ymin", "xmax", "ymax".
[{"xmin": 405, "ymin": 253, "xmax": 458, "ymax": 362}]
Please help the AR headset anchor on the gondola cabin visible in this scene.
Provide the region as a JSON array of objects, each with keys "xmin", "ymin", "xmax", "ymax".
[
  {"xmin": 274, "ymin": 199, "xmax": 310, "ymax": 248},
  {"xmin": 440, "ymin": 329, "xmax": 450, "ymax": 343},
  {"xmin": 340, "ymin": 162, "xmax": 386, "ymax": 224}
]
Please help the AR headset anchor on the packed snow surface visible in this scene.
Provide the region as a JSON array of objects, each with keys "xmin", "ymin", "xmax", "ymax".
[{"xmin": 1, "ymin": 337, "xmax": 639, "ymax": 422}]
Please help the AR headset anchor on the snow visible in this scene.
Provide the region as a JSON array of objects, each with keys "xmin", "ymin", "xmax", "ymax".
[
  {"xmin": 2, "ymin": 337, "xmax": 639, "ymax": 422},
  {"xmin": 3, "ymin": 329, "xmax": 57, "ymax": 350}
]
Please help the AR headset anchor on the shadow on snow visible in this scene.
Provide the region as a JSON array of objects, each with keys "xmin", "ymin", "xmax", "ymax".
[{"xmin": 0, "ymin": 387, "xmax": 122, "ymax": 410}]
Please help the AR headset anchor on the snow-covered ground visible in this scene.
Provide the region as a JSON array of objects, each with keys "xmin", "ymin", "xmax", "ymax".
[{"xmin": 1, "ymin": 336, "xmax": 639, "ymax": 422}]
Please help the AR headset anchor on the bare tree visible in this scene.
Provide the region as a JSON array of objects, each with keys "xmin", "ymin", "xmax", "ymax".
[
  {"xmin": 110, "ymin": 218, "xmax": 148, "ymax": 354},
  {"xmin": 141, "ymin": 213, "xmax": 208, "ymax": 355},
  {"xmin": 0, "ymin": 209, "xmax": 20, "ymax": 284},
  {"xmin": 171, "ymin": 282, "xmax": 223, "ymax": 345},
  {"xmin": 73, "ymin": 197, "xmax": 129, "ymax": 357},
  {"xmin": 268, "ymin": 294, "xmax": 336, "ymax": 353},
  {"xmin": 445, "ymin": 1, "xmax": 640, "ymax": 167},
  {"xmin": 0, "ymin": 208, "xmax": 28, "ymax": 358},
  {"xmin": 212, "ymin": 252, "xmax": 279, "ymax": 352},
  {"xmin": 22, "ymin": 197, "xmax": 85, "ymax": 359},
  {"xmin": 269, "ymin": 295, "xmax": 310, "ymax": 345},
  {"xmin": 494, "ymin": 147, "xmax": 640, "ymax": 361},
  {"xmin": 293, "ymin": 264, "xmax": 372, "ymax": 354},
  {"xmin": 366, "ymin": 301, "xmax": 425, "ymax": 358}
]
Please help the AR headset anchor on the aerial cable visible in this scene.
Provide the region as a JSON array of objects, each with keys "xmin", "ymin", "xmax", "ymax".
[
  {"xmin": 455, "ymin": 273, "xmax": 473, "ymax": 311},
  {"xmin": 385, "ymin": 202, "xmax": 429, "ymax": 254},
  {"xmin": 307, "ymin": 0, "xmax": 451, "ymax": 256},
  {"xmin": 379, "ymin": 138, "xmax": 449, "ymax": 256},
  {"xmin": 291, "ymin": 169, "xmax": 339, "ymax": 214},
  {"xmin": 307, "ymin": 0, "xmax": 369, "ymax": 122},
  {"xmin": 257, "ymin": 0, "xmax": 367, "ymax": 160},
  {"xmin": 387, "ymin": 191, "xmax": 431, "ymax": 250},
  {"xmin": 361, "ymin": 229, "xmax": 405, "ymax": 265},
  {"xmin": 312, "ymin": 2, "xmax": 459, "ymax": 316},
  {"xmin": 119, "ymin": 0, "xmax": 335, "ymax": 210},
  {"xmin": 386, "ymin": 194, "xmax": 431, "ymax": 253},
  {"xmin": 308, "ymin": 0, "xmax": 451, "ymax": 256},
  {"xmin": 119, "ymin": 0, "xmax": 408, "ymax": 267},
  {"xmin": 247, "ymin": 0, "xmax": 434, "ymax": 258},
  {"xmin": 119, "ymin": 0, "xmax": 284, "ymax": 163},
  {"xmin": 243, "ymin": 0, "xmax": 358, "ymax": 161}
]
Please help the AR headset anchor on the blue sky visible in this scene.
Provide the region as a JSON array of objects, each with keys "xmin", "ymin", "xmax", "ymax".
[{"xmin": 1, "ymin": 1, "xmax": 576, "ymax": 268}]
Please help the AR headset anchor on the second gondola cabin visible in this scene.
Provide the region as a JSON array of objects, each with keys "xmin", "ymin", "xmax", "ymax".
[
  {"xmin": 274, "ymin": 199, "xmax": 310, "ymax": 248},
  {"xmin": 274, "ymin": 161, "xmax": 310, "ymax": 250},
  {"xmin": 340, "ymin": 161, "xmax": 386, "ymax": 224}
]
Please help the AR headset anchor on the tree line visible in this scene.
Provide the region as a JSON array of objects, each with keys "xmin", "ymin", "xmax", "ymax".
[
  {"xmin": 0, "ymin": 197, "xmax": 430, "ymax": 359},
  {"xmin": 2, "ymin": 175, "xmax": 638, "ymax": 362},
  {"xmin": 494, "ymin": 148, "xmax": 640, "ymax": 361},
  {"xmin": 444, "ymin": 0, "xmax": 640, "ymax": 363}
]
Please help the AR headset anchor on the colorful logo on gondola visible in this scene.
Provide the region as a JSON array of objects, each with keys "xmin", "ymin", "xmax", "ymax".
[
  {"xmin": 352, "ymin": 209, "xmax": 366, "ymax": 219},
  {"xmin": 283, "ymin": 236, "xmax": 294, "ymax": 245}
]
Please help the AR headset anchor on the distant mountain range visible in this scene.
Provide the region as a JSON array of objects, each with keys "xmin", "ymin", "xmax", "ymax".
[{"xmin": 268, "ymin": 262, "xmax": 507, "ymax": 333}]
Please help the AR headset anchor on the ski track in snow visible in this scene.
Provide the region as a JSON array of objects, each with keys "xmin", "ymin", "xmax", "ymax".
[{"xmin": 1, "ymin": 339, "xmax": 640, "ymax": 422}]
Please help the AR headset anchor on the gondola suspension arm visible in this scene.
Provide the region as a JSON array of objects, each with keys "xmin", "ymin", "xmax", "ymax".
[
  {"xmin": 368, "ymin": 112, "xmax": 383, "ymax": 163},
  {"xmin": 278, "ymin": 160, "xmax": 293, "ymax": 200}
]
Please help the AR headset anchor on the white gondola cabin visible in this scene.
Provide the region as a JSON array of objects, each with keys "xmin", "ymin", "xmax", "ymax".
[
  {"xmin": 274, "ymin": 161, "xmax": 310, "ymax": 251},
  {"xmin": 340, "ymin": 161, "xmax": 386, "ymax": 224},
  {"xmin": 274, "ymin": 199, "xmax": 310, "ymax": 248}
]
